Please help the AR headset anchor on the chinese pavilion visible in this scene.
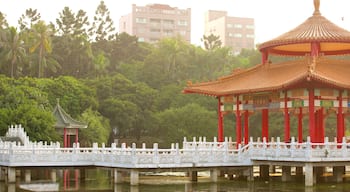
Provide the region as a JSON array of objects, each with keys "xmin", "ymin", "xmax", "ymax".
[
  {"xmin": 183, "ymin": 0, "xmax": 350, "ymax": 145},
  {"xmin": 52, "ymin": 100, "xmax": 87, "ymax": 147}
]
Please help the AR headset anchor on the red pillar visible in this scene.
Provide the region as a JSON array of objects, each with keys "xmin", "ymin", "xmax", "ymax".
[
  {"xmin": 337, "ymin": 91, "xmax": 344, "ymax": 143},
  {"xmin": 261, "ymin": 51, "xmax": 269, "ymax": 64},
  {"xmin": 236, "ymin": 96, "xmax": 242, "ymax": 146},
  {"xmin": 309, "ymin": 89, "xmax": 316, "ymax": 143},
  {"xmin": 284, "ymin": 92, "xmax": 290, "ymax": 142},
  {"xmin": 298, "ymin": 107, "xmax": 303, "ymax": 143},
  {"xmin": 262, "ymin": 109, "xmax": 269, "ymax": 141},
  {"xmin": 244, "ymin": 110, "xmax": 249, "ymax": 145},
  {"xmin": 64, "ymin": 128, "xmax": 67, "ymax": 148},
  {"xmin": 75, "ymin": 128, "xmax": 79, "ymax": 144},
  {"xmin": 217, "ymin": 97, "xmax": 224, "ymax": 142}
]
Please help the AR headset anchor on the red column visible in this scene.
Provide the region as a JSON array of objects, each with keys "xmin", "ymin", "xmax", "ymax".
[
  {"xmin": 298, "ymin": 107, "xmax": 303, "ymax": 143},
  {"xmin": 75, "ymin": 128, "xmax": 79, "ymax": 144},
  {"xmin": 311, "ymin": 42, "xmax": 320, "ymax": 57},
  {"xmin": 236, "ymin": 96, "xmax": 242, "ymax": 146},
  {"xmin": 244, "ymin": 110, "xmax": 249, "ymax": 145},
  {"xmin": 64, "ymin": 128, "xmax": 67, "ymax": 148},
  {"xmin": 337, "ymin": 91, "xmax": 344, "ymax": 143},
  {"xmin": 217, "ymin": 97, "xmax": 224, "ymax": 142},
  {"xmin": 284, "ymin": 92, "xmax": 290, "ymax": 142},
  {"xmin": 261, "ymin": 51, "xmax": 269, "ymax": 64},
  {"xmin": 309, "ymin": 89, "xmax": 316, "ymax": 143},
  {"xmin": 262, "ymin": 109, "xmax": 269, "ymax": 142}
]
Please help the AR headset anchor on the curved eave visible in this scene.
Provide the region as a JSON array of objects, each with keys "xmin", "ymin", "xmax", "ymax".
[
  {"xmin": 183, "ymin": 73, "xmax": 309, "ymax": 97},
  {"xmin": 260, "ymin": 41, "xmax": 350, "ymax": 56},
  {"xmin": 310, "ymin": 73, "xmax": 350, "ymax": 90}
]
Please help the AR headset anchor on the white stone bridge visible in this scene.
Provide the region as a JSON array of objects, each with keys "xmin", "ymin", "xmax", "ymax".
[{"xmin": 1, "ymin": 125, "xmax": 350, "ymax": 186}]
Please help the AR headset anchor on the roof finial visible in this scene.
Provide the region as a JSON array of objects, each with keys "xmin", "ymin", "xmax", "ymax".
[{"xmin": 313, "ymin": 0, "xmax": 321, "ymax": 15}]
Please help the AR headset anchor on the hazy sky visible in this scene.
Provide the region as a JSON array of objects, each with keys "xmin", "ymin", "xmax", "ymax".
[{"xmin": 1, "ymin": 0, "xmax": 350, "ymax": 46}]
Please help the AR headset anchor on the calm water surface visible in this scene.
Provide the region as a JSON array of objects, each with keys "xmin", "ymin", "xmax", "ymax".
[{"xmin": 1, "ymin": 169, "xmax": 350, "ymax": 192}]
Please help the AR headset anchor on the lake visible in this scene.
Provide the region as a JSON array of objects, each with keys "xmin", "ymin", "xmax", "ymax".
[{"xmin": 1, "ymin": 168, "xmax": 350, "ymax": 192}]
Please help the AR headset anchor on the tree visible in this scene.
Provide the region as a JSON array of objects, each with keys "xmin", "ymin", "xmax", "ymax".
[
  {"xmin": 53, "ymin": 8, "xmax": 93, "ymax": 77},
  {"xmin": 55, "ymin": 7, "xmax": 76, "ymax": 36},
  {"xmin": 73, "ymin": 10, "xmax": 90, "ymax": 37},
  {"xmin": 29, "ymin": 21, "xmax": 60, "ymax": 77},
  {"xmin": 141, "ymin": 37, "xmax": 194, "ymax": 88},
  {"xmin": 79, "ymin": 108, "xmax": 111, "ymax": 146},
  {"xmin": 89, "ymin": 0, "xmax": 115, "ymax": 41},
  {"xmin": 0, "ymin": 76, "xmax": 59, "ymax": 141},
  {"xmin": 18, "ymin": 8, "xmax": 41, "ymax": 31},
  {"xmin": 155, "ymin": 103, "xmax": 217, "ymax": 146},
  {"xmin": 1, "ymin": 27, "xmax": 26, "ymax": 77},
  {"xmin": 0, "ymin": 12, "xmax": 8, "ymax": 30},
  {"xmin": 201, "ymin": 34, "xmax": 222, "ymax": 51}
]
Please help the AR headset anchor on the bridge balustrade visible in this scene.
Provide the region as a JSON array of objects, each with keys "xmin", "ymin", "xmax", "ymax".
[{"xmin": 1, "ymin": 126, "xmax": 350, "ymax": 168}]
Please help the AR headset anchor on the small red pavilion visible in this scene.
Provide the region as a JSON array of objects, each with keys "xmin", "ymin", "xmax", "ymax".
[
  {"xmin": 52, "ymin": 100, "xmax": 87, "ymax": 147},
  {"xmin": 183, "ymin": 0, "xmax": 350, "ymax": 145}
]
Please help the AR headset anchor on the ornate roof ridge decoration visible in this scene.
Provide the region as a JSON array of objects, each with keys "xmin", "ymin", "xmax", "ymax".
[
  {"xmin": 52, "ymin": 99, "xmax": 87, "ymax": 129},
  {"xmin": 313, "ymin": 0, "xmax": 321, "ymax": 16},
  {"xmin": 259, "ymin": 0, "xmax": 350, "ymax": 56}
]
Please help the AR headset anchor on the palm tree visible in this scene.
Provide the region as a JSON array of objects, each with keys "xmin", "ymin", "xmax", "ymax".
[
  {"xmin": 29, "ymin": 21, "xmax": 59, "ymax": 78},
  {"xmin": 1, "ymin": 27, "xmax": 26, "ymax": 78}
]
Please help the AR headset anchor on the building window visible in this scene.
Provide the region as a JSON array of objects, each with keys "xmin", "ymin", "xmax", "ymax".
[
  {"xmin": 150, "ymin": 28, "xmax": 161, "ymax": 32},
  {"xmin": 246, "ymin": 25, "xmax": 255, "ymax": 29},
  {"xmin": 246, "ymin": 34, "xmax": 255, "ymax": 38},
  {"xmin": 150, "ymin": 18, "xmax": 161, "ymax": 23},
  {"xmin": 163, "ymin": 19, "xmax": 174, "ymax": 28},
  {"xmin": 229, "ymin": 33, "xmax": 242, "ymax": 38},
  {"xmin": 164, "ymin": 30, "xmax": 174, "ymax": 36},
  {"xmin": 163, "ymin": 19, "xmax": 174, "ymax": 24},
  {"xmin": 136, "ymin": 17, "xmax": 147, "ymax": 23},
  {"xmin": 227, "ymin": 24, "xmax": 233, "ymax": 28},
  {"xmin": 234, "ymin": 24, "xmax": 242, "ymax": 28},
  {"xmin": 178, "ymin": 20, "xmax": 188, "ymax": 26}
]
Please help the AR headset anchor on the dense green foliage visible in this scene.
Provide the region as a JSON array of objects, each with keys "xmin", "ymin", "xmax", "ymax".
[{"xmin": 0, "ymin": 1, "xmax": 345, "ymax": 147}]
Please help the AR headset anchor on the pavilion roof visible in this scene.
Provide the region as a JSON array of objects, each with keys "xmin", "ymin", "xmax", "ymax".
[
  {"xmin": 52, "ymin": 101, "xmax": 87, "ymax": 129},
  {"xmin": 259, "ymin": 0, "xmax": 350, "ymax": 56},
  {"xmin": 183, "ymin": 58, "xmax": 350, "ymax": 96}
]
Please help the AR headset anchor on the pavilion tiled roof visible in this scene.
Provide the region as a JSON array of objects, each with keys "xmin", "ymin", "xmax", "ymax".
[
  {"xmin": 52, "ymin": 101, "xmax": 87, "ymax": 129},
  {"xmin": 259, "ymin": 1, "xmax": 350, "ymax": 56},
  {"xmin": 183, "ymin": 58, "xmax": 350, "ymax": 96}
]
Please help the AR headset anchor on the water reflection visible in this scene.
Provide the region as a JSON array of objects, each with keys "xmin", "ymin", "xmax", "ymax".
[{"xmin": 1, "ymin": 168, "xmax": 350, "ymax": 192}]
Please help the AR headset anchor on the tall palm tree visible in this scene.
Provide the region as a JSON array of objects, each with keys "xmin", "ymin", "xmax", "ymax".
[
  {"xmin": 29, "ymin": 21, "xmax": 59, "ymax": 78},
  {"xmin": 1, "ymin": 27, "xmax": 26, "ymax": 78}
]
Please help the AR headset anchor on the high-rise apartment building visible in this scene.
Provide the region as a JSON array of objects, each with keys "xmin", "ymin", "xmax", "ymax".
[
  {"xmin": 119, "ymin": 4, "xmax": 191, "ymax": 43},
  {"xmin": 204, "ymin": 10, "xmax": 255, "ymax": 54}
]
